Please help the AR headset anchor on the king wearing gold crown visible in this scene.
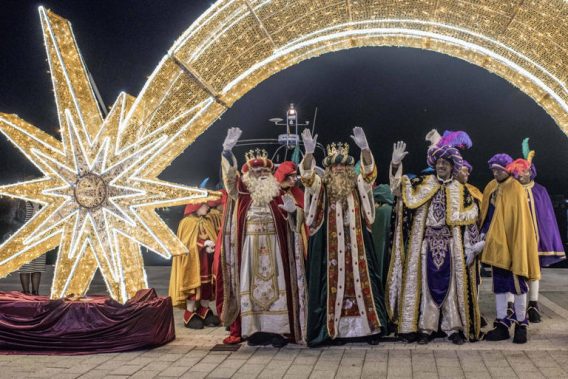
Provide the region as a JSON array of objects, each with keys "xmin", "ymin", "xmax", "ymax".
[
  {"xmin": 300, "ymin": 127, "xmax": 387, "ymax": 346},
  {"xmin": 216, "ymin": 128, "xmax": 307, "ymax": 347}
]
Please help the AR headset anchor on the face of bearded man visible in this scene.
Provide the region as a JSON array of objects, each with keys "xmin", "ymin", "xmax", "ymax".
[
  {"xmin": 323, "ymin": 164, "xmax": 357, "ymax": 202},
  {"xmin": 242, "ymin": 171, "xmax": 281, "ymax": 206}
]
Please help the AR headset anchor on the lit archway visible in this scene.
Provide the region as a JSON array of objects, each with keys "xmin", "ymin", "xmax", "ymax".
[{"xmin": 123, "ymin": 0, "xmax": 568, "ymax": 165}]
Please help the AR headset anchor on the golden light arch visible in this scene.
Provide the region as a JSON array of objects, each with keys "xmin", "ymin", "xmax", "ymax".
[{"xmin": 122, "ymin": 0, "xmax": 568, "ymax": 159}]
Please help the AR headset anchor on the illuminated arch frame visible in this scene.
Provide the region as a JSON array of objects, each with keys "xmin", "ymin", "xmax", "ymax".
[{"xmin": 125, "ymin": 0, "xmax": 568, "ymax": 155}]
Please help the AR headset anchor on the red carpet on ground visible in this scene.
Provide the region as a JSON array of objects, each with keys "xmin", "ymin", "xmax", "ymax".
[{"xmin": 0, "ymin": 288, "xmax": 175, "ymax": 354}]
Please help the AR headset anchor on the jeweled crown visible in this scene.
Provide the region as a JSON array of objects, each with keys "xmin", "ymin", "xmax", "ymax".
[
  {"xmin": 326, "ymin": 142, "xmax": 349, "ymax": 157},
  {"xmin": 245, "ymin": 148, "xmax": 269, "ymax": 161}
]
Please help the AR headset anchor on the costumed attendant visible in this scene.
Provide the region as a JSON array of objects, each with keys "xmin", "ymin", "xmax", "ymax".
[
  {"xmin": 387, "ymin": 130, "xmax": 483, "ymax": 345},
  {"xmin": 481, "ymin": 154, "xmax": 540, "ymax": 344},
  {"xmin": 219, "ymin": 128, "xmax": 307, "ymax": 347},
  {"xmin": 168, "ymin": 202, "xmax": 220, "ymax": 329},
  {"xmin": 275, "ymin": 161, "xmax": 309, "ymax": 258},
  {"xmin": 371, "ymin": 184, "xmax": 394, "ymax": 291},
  {"xmin": 506, "ymin": 139, "xmax": 565, "ymax": 323},
  {"xmin": 456, "ymin": 160, "xmax": 488, "ymax": 328},
  {"xmin": 16, "ymin": 200, "xmax": 44, "ymax": 295},
  {"xmin": 300, "ymin": 127, "xmax": 387, "ymax": 346}
]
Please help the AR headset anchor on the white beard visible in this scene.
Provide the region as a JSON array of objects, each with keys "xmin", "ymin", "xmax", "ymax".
[{"xmin": 242, "ymin": 173, "xmax": 281, "ymax": 206}]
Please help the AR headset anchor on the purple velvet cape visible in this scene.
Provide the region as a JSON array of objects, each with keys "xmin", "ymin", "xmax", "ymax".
[{"xmin": 531, "ymin": 182, "xmax": 566, "ymax": 267}]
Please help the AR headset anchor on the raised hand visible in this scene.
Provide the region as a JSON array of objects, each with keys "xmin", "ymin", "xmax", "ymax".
[
  {"xmin": 278, "ymin": 194, "xmax": 297, "ymax": 213},
  {"xmin": 223, "ymin": 127, "xmax": 242, "ymax": 151},
  {"xmin": 301, "ymin": 129, "xmax": 317, "ymax": 154},
  {"xmin": 350, "ymin": 126, "xmax": 369, "ymax": 151},
  {"xmin": 391, "ymin": 141, "xmax": 409, "ymax": 165}
]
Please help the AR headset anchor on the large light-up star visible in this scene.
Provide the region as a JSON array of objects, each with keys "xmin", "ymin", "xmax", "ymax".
[{"xmin": 0, "ymin": 7, "xmax": 216, "ymax": 303}]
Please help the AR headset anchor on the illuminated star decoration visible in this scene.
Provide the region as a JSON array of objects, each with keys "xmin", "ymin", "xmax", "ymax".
[{"xmin": 0, "ymin": 7, "xmax": 216, "ymax": 303}]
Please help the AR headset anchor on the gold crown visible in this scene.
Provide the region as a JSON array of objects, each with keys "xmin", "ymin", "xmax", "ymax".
[
  {"xmin": 245, "ymin": 148, "xmax": 269, "ymax": 161},
  {"xmin": 326, "ymin": 142, "xmax": 350, "ymax": 157}
]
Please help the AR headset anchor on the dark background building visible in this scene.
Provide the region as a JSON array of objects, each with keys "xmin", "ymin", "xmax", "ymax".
[{"xmin": 1, "ymin": 1, "xmax": 566, "ymax": 265}]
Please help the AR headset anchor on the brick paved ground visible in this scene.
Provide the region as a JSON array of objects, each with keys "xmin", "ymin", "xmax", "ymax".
[{"xmin": 1, "ymin": 268, "xmax": 567, "ymax": 378}]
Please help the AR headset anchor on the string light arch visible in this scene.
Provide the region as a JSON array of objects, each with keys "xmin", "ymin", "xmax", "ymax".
[{"xmin": 125, "ymin": 0, "xmax": 568, "ymax": 155}]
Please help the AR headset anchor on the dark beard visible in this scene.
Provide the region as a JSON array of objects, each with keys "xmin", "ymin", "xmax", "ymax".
[{"xmin": 323, "ymin": 168, "xmax": 357, "ymax": 202}]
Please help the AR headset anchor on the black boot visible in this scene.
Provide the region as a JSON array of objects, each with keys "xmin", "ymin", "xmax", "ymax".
[
  {"xmin": 485, "ymin": 320, "xmax": 510, "ymax": 341},
  {"xmin": 527, "ymin": 301, "xmax": 541, "ymax": 323},
  {"xmin": 513, "ymin": 323, "xmax": 528, "ymax": 344},
  {"xmin": 449, "ymin": 332, "xmax": 465, "ymax": 345}
]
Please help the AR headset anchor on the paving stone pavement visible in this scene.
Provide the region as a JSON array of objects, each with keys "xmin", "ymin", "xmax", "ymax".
[{"xmin": 1, "ymin": 268, "xmax": 567, "ymax": 378}]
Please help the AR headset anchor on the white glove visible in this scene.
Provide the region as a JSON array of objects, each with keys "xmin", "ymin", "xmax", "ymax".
[
  {"xmin": 204, "ymin": 240, "xmax": 215, "ymax": 254},
  {"xmin": 466, "ymin": 250, "xmax": 475, "ymax": 267},
  {"xmin": 425, "ymin": 129, "xmax": 441, "ymax": 146},
  {"xmin": 301, "ymin": 129, "xmax": 318, "ymax": 154},
  {"xmin": 472, "ymin": 240, "xmax": 485, "ymax": 254},
  {"xmin": 222, "ymin": 127, "xmax": 242, "ymax": 151},
  {"xmin": 278, "ymin": 194, "xmax": 297, "ymax": 213},
  {"xmin": 391, "ymin": 141, "xmax": 409, "ymax": 165},
  {"xmin": 350, "ymin": 126, "xmax": 369, "ymax": 151}
]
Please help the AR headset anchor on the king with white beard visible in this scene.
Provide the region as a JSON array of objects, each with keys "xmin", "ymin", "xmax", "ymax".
[{"xmin": 218, "ymin": 128, "xmax": 307, "ymax": 348}]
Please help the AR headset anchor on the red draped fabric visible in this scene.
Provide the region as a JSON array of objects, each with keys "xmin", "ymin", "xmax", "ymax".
[{"xmin": 0, "ymin": 289, "xmax": 175, "ymax": 355}]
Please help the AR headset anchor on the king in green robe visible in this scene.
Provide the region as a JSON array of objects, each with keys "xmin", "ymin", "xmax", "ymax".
[{"xmin": 300, "ymin": 128, "xmax": 388, "ymax": 347}]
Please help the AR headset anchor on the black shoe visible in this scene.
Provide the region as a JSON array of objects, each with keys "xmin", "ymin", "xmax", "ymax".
[
  {"xmin": 204, "ymin": 312, "xmax": 221, "ymax": 327},
  {"xmin": 186, "ymin": 315, "xmax": 205, "ymax": 329},
  {"xmin": 247, "ymin": 332, "xmax": 271, "ymax": 346},
  {"xmin": 449, "ymin": 332, "xmax": 465, "ymax": 345},
  {"xmin": 31, "ymin": 290, "xmax": 39, "ymax": 296},
  {"xmin": 512, "ymin": 323, "xmax": 527, "ymax": 344},
  {"xmin": 480, "ymin": 315, "xmax": 488, "ymax": 328},
  {"xmin": 398, "ymin": 332, "xmax": 418, "ymax": 343},
  {"xmin": 367, "ymin": 335, "xmax": 380, "ymax": 345},
  {"xmin": 528, "ymin": 301, "xmax": 541, "ymax": 323},
  {"xmin": 270, "ymin": 335, "xmax": 289, "ymax": 348},
  {"xmin": 485, "ymin": 321, "xmax": 510, "ymax": 341},
  {"xmin": 329, "ymin": 338, "xmax": 347, "ymax": 346},
  {"xmin": 417, "ymin": 333, "xmax": 430, "ymax": 345}
]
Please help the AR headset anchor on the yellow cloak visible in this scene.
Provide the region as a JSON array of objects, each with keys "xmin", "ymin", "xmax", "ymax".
[
  {"xmin": 168, "ymin": 214, "xmax": 219, "ymax": 307},
  {"xmin": 480, "ymin": 178, "xmax": 540, "ymax": 280}
]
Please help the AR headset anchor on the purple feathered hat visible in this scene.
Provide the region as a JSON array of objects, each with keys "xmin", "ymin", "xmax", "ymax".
[
  {"xmin": 488, "ymin": 153, "xmax": 513, "ymax": 170},
  {"xmin": 426, "ymin": 129, "xmax": 471, "ymax": 175}
]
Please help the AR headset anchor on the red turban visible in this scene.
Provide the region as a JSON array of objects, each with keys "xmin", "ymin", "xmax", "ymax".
[
  {"xmin": 274, "ymin": 161, "xmax": 297, "ymax": 183},
  {"xmin": 183, "ymin": 202, "xmax": 207, "ymax": 216},
  {"xmin": 506, "ymin": 158, "xmax": 531, "ymax": 178}
]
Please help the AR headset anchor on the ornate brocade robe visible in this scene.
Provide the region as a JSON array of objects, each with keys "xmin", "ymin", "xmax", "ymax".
[
  {"xmin": 218, "ymin": 153, "xmax": 307, "ymax": 343},
  {"xmin": 387, "ymin": 167, "xmax": 482, "ymax": 339},
  {"xmin": 301, "ymin": 156, "xmax": 387, "ymax": 346}
]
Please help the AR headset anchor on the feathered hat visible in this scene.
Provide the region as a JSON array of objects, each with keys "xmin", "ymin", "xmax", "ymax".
[
  {"xmin": 323, "ymin": 142, "xmax": 355, "ymax": 168},
  {"xmin": 521, "ymin": 137, "xmax": 537, "ymax": 179},
  {"xmin": 241, "ymin": 148, "xmax": 274, "ymax": 174},
  {"xmin": 425, "ymin": 129, "xmax": 471, "ymax": 174}
]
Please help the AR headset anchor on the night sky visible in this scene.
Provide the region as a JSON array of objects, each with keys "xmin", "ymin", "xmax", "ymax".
[{"xmin": 1, "ymin": 1, "xmax": 567, "ymax": 262}]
